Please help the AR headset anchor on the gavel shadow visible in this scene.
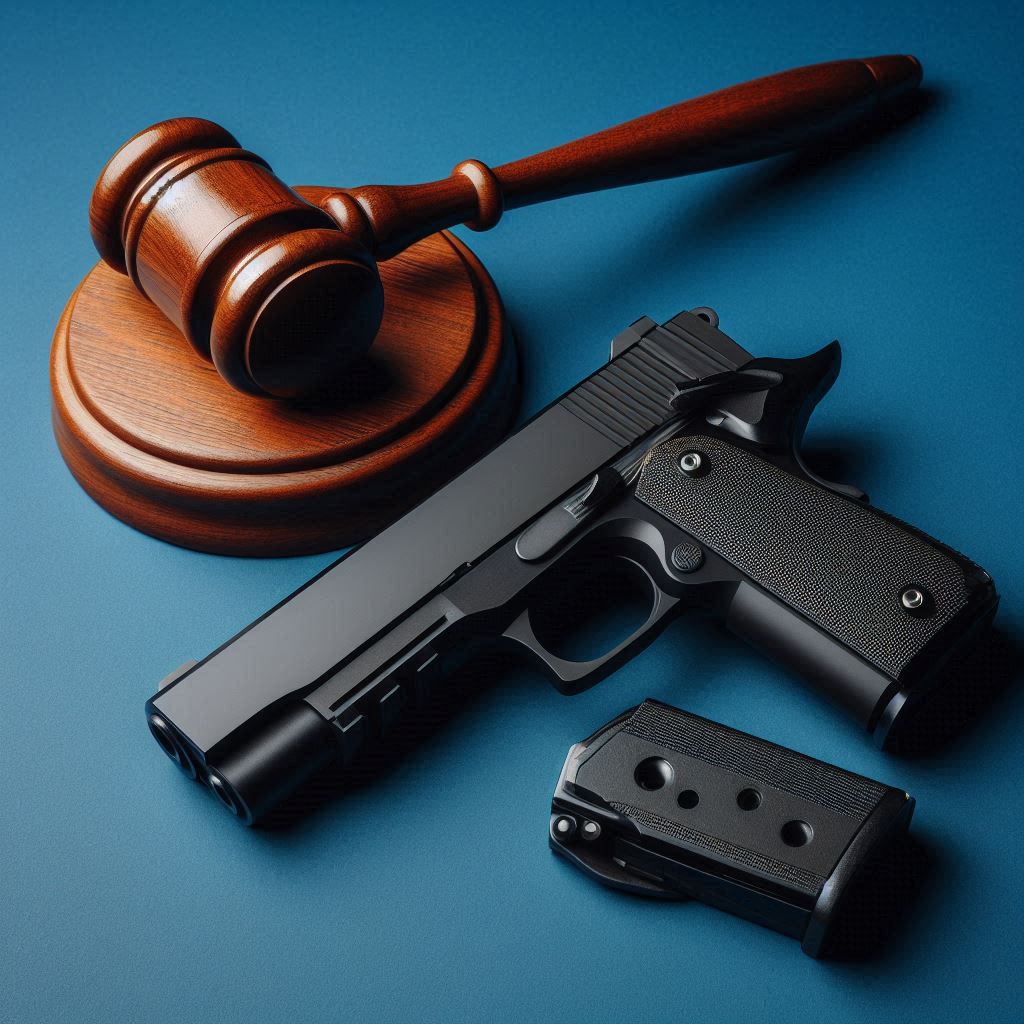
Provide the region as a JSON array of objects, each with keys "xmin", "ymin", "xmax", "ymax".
[
  {"xmin": 678, "ymin": 86, "xmax": 942, "ymax": 243},
  {"xmin": 542, "ymin": 87, "xmax": 942, "ymax": 307}
]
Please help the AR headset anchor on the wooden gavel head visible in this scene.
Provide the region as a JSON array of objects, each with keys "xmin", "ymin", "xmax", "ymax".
[
  {"xmin": 90, "ymin": 118, "xmax": 385, "ymax": 398},
  {"xmin": 90, "ymin": 58, "xmax": 922, "ymax": 399}
]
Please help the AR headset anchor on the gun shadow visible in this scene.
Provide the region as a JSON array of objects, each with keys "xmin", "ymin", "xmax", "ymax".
[
  {"xmin": 819, "ymin": 830, "xmax": 936, "ymax": 962},
  {"xmin": 886, "ymin": 626, "xmax": 1021, "ymax": 758}
]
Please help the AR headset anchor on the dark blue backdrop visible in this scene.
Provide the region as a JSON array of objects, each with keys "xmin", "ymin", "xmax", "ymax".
[{"xmin": 2, "ymin": 2, "xmax": 1022, "ymax": 1021}]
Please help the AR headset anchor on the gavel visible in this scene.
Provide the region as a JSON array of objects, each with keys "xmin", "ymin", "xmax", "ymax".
[{"xmin": 90, "ymin": 55, "xmax": 920, "ymax": 398}]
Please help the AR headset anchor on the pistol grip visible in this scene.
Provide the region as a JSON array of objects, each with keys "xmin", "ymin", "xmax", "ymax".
[{"xmin": 634, "ymin": 433, "xmax": 997, "ymax": 742}]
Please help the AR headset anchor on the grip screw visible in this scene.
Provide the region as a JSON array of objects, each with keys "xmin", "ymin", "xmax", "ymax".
[
  {"xmin": 900, "ymin": 587, "xmax": 932, "ymax": 616},
  {"xmin": 679, "ymin": 451, "xmax": 706, "ymax": 477},
  {"xmin": 581, "ymin": 820, "xmax": 602, "ymax": 841}
]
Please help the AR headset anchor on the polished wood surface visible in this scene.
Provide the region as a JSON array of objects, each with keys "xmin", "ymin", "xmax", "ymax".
[
  {"xmin": 52, "ymin": 210, "xmax": 517, "ymax": 555},
  {"xmin": 92, "ymin": 57, "xmax": 920, "ymax": 398},
  {"xmin": 328, "ymin": 56, "xmax": 922, "ymax": 251},
  {"xmin": 90, "ymin": 119, "xmax": 384, "ymax": 398}
]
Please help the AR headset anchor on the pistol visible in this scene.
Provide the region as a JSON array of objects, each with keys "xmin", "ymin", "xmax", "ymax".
[{"xmin": 146, "ymin": 308, "xmax": 997, "ymax": 823}]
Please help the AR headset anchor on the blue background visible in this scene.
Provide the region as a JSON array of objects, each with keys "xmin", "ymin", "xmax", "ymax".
[{"xmin": 2, "ymin": 1, "xmax": 1022, "ymax": 1021}]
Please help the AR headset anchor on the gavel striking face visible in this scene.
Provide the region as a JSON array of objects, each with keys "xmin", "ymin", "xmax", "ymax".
[
  {"xmin": 90, "ymin": 118, "xmax": 385, "ymax": 398},
  {"xmin": 89, "ymin": 56, "xmax": 920, "ymax": 399}
]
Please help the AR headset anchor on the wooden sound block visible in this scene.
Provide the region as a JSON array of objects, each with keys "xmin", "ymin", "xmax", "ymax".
[{"xmin": 51, "ymin": 188, "xmax": 518, "ymax": 556}]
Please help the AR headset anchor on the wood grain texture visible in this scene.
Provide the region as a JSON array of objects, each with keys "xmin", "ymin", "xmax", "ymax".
[
  {"xmin": 90, "ymin": 120, "xmax": 384, "ymax": 398},
  {"xmin": 325, "ymin": 56, "xmax": 921, "ymax": 247},
  {"xmin": 491, "ymin": 56, "xmax": 922, "ymax": 206},
  {"xmin": 52, "ymin": 202, "xmax": 518, "ymax": 556},
  {"xmin": 92, "ymin": 57, "xmax": 920, "ymax": 398}
]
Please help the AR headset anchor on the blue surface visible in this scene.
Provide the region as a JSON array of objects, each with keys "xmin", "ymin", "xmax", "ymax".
[{"xmin": 2, "ymin": 2, "xmax": 1022, "ymax": 1021}]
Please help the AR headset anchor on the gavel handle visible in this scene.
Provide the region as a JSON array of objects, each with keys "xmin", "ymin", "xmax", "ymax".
[{"xmin": 323, "ymin": 56, "xmax": 921, "ymax": 259}]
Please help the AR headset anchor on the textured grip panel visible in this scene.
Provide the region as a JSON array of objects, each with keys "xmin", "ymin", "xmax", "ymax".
[
  {"xmin": 635, "ymin": 435, "xmax": 972, "ymax": 678},
  {"xmin": 622, "ymin": 699, "xmax": 885, "ymax": 818},
  {"xmin": 607, "ymin": 801, "xmax": 827, "ymax": 894},
  {"xmin": 558, "ymin": 700, "xmax": 915, "ymax": 956},
  {"xmin": 573, "ymin": 701, "xmax": 897, "ymax": 898}
]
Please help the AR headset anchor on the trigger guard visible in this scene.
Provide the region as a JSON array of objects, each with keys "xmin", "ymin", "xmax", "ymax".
[{"xmin": 501, "ymin": 586, "xmax": 680, "ymax": 695}]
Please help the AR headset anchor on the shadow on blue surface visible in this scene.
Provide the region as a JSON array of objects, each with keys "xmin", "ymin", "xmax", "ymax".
[
  {"xmin": 4, "ymin": 5, "xmax": 1023, "ymax": 1017},
  {"xmin": 249, "ymin": 611, "xmax": 1018, "ymax": 833},
  {"xmin": 542, "ymin": 88, "xmax": 942, "ymax": 323},
  {"xmin": 684, "ymin": 87, "xmax": 943, "ymax": 235}
]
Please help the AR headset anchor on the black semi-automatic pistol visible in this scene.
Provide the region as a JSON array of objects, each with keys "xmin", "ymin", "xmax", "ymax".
[{"xmin": 146, "ymin": 308, "xmax": 997, "ymax": 823}]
